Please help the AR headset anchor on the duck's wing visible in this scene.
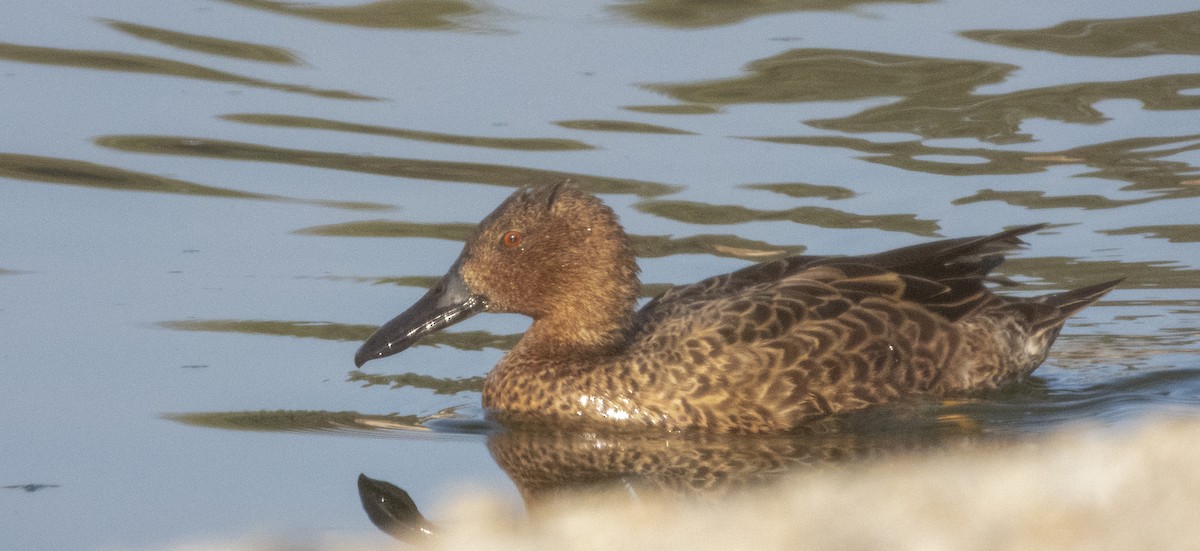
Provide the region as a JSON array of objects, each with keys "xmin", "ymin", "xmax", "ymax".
[
  {"xmin": 626, "ymin": 262, "xmax": 995, "ymax": 429},
  {"xmin": 635, "ymin": 261, "xmax": 994, "ymax": 347},
  {"xmin": 784, "ymin": 262, "xmax": 995, "ymax": 322},
  {"xmin": 638, "ymin": 254, "xmax": 830, "ymax": 322},
  {"xmin": 637, "ymin": 224, "xmax": 1045, "ymax": 325}
]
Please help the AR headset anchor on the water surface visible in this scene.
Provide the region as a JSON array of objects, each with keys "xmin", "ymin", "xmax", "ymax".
[{"xmin": 2, "ymin": 1, "xmax": 1199, "ymax": 549}]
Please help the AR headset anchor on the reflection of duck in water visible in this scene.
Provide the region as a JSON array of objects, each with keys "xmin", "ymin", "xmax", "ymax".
[
  {"xmin": 355, "ymin": 181, "xmax": 1120, "ymax": 433},
  {"xmin": 357, "ymin": 473, "xmax": 438, "ymax": 545},
  {"xmin": 484, "ymin": 412, "xmax": 965, "ymax": 501},
  {"xmin": 359, "ymin": 410, "xmax": 986, "ymax": 543}
]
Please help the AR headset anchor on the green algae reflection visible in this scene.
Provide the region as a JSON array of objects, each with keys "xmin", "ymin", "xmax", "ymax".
[
  {"xmin": 555, "ymin": 119, "xmax": 695, "ymax": 135},
  {"xmin": 1101, "ymin": 225, "xmax": 1200, "ymax": 244},
  {"xmin": 295, "ymin": 219, "xmax": 803, "ymax": 260},
  {"xmin": 614, "ymin": 0, "xmax": 933, "ymax": 28},
  {"xmin": 159, "ymin": 319, "xmax": 519, "ymax": 351},
  {"xmin": 350, "ymin": 371, "xmax": 485, "ymax": 394},
  {"xmin": 295, "ymin": 220, "xmax": 474, "ymax": 241},
  {"xmin": 650, "ymin": 48, "xmax": 1200, "ymax": 144},
  {"xmin": 102, "ymin": 20, "xmax": 301, "ymax": 64},
  {"xmin": 0, "ymin": 42, "xmax": 373, "ymax": 101},
  {"xmin": 0, "ymin": 153, "xmax": 264, "ymax": 199},
  {"xmin": 803, "ymin": 73, "xmax": 1200, "ymax": 144},
  {"xmin": 223, "ymin": 113, "xmax": 594, "ymax": 152},
  {"xmin": 635, "ymin": 199, "xmax": 941, "ymax": 237},
  {"xmin": 168, "ymin": 410, "xmax": 425, "ymax": 433},
  {"xmin": 216, "ymin": 0, "xmax": 484, "ymax": 30},
  {"xmin": 649, "ymin": 48, "xmax": 1010, "ymax": 106},
  {"xmin": 95, "ymin": 135, "xmax": 676, "ymax": 197},
  {"xmin": 0, "ymin": 152, "xmax": 392, "ymax": 211},
  {"xmin": 962, "ymin": 10, "xmax": 1200, "ymax": 58},
  {"xmin": 742, "ymin": 182, "xmax": 856, "ymax": 201},
  {"xmin": 170, "ymin": 408, "xmax": 496, "ymax": 436},
  {"xmin": 629, "ymin": 234, "xmax": 803, "ymax": 260},
  {"xmin": 1003, "ymin": 256, "xmax": 1200, "ymax": 292},
  {"xmin": 754, "ymin": 134, "xmax": 1200, "ymax": 204},
  {"xmin": 623, "ymin": 104, "xmax": 721, "ymax": 115}
]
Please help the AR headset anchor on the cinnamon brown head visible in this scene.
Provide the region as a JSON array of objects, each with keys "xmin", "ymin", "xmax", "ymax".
[{"xmin": 355, "ymin": 181, "xmax": 640, "ymax": 367}]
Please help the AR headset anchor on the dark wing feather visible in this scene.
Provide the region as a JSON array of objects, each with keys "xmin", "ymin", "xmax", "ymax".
[
  {"xmin": 846, "ymin": 223, "xmax": 1046, "ymax": 279},
  {"xmin": 800, "ymin": 263, "xmax": 992, "ymax": 322},
  {"xmin": 638, "ymin": 225, "xmax": 1046, "ymax": 325}
]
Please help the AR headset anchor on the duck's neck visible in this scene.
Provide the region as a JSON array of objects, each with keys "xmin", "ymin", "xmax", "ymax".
[
  {"xmin": 519, "ymin": 305, "xmax": 636, "ymax": 360},
  {"xmin": 519, "ymin": 226, "xmax": 641, "ymax": 360},
  {"xmin": 484, "ymin": 276, "xmax": 639, "ymax": 424}
]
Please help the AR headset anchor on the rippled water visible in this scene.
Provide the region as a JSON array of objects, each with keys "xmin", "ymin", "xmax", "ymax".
[{"xmin": 2, "ymin": 1, "xmax": 1199, "ymax": 549}]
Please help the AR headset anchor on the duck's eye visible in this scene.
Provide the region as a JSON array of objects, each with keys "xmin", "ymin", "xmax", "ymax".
[{"xmin": 501, "ymin": 230, "xmax": 523, "ymax": 249}]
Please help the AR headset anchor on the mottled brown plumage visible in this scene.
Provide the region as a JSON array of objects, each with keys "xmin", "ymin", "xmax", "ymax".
[{"xmin": 356, "ymin": 181, "xmax": 1121, "ymax": 433}]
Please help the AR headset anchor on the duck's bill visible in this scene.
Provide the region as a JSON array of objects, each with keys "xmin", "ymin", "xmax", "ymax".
[{"xmin": 354, "ymin": 270, "xmax": 487, "ymax": 368}]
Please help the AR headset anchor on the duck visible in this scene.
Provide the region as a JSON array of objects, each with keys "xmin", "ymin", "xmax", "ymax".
[{"xmin": 354, "ymin": 181, "xmax": 1121, "ymax": 433}]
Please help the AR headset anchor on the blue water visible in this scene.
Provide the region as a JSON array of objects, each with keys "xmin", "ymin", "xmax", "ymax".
[{"xmin": 2, "ymin": 1, "xmax": 1199, "ymax": 549}]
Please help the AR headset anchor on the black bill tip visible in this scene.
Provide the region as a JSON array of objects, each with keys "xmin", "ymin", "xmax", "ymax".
[{"xmin": 354, "ymin": 268, "xmax": 486, "ymax": 368}]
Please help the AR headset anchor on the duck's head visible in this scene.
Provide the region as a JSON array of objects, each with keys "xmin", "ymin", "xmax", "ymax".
[{"xmin": 355, "ymin": 181, "xmax": 640, "ymax": 368}]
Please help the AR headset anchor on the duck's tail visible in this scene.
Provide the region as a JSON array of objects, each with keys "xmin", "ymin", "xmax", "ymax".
[{"xmin": 1031, "ymin": 278, "xmax": 1124, "ymax": 334}]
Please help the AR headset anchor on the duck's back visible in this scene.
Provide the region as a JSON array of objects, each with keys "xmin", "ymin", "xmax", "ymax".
[{"xmin": 619, "ymin": 226, "xmax": 1119, "ymax": 432}]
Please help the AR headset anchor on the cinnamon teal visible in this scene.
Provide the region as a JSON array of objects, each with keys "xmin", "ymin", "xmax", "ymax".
[{"xmin": 355, "ymin": 181, "xmax": 1121, "ymax": 433}]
